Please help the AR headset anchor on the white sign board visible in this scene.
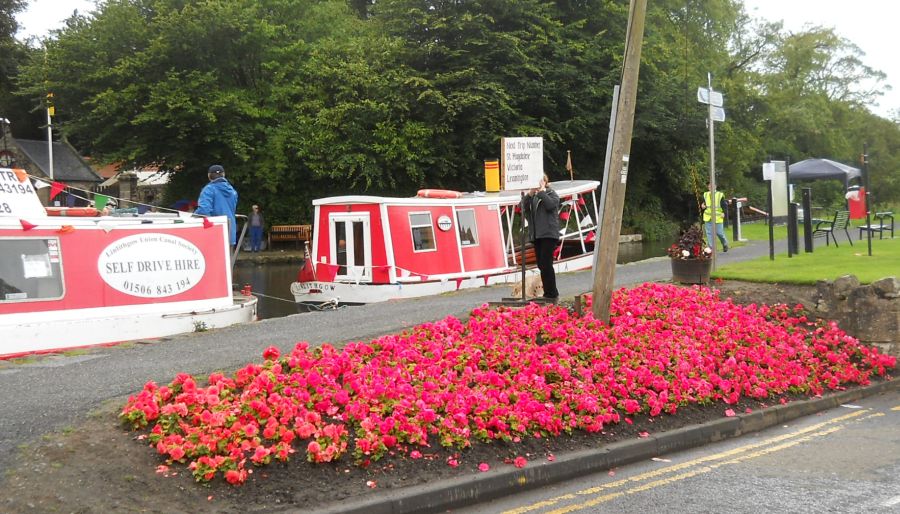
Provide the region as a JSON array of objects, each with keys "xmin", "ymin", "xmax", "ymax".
[
  {"xmin": 697, "ymin": 87, "xmax": 724, "ymax": 107},
  {"xmin": 770, "ymin": 161, "xmax": 788, "ymax": 217},
  {"xmin": 0, "ymin": 168, "xmax": 45, "ymax": 218},
  {"xmin": 762, "ymin": 162, "xmax": 775, "ymax": 181},
  {"xmin": 98, "ymin": 233, "xmax": 206, "ymax": 298},
  {"xmin": 710, "ymin": 106, "xmax": 726, "ymax": 122},
  {"xmin": 501, "ymin": 137, "xmax": 543, "ymax": 190}
]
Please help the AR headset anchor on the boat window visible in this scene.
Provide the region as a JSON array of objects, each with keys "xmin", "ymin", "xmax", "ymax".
[
  {"xmin": 409, "ymin": 212, "xmax": 436, "ymax": 252},
  {"xmin": 0, "ymin": 238, "xmax": 65, "ymax": 302},
  {"xmin": 335, "ymin": 222, "xmax": 347, "ymax": 275},
  {"xmin": 456, "ymin": 209, "xmax": 479, "ymax": 246}
]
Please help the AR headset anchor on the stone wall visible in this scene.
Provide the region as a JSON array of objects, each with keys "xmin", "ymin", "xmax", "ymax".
[{"xmin": 813, "ymin": 275, "xmax": 900, "ymax": 357}]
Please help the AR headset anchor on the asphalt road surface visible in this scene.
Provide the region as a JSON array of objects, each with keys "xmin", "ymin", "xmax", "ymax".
[
  {"xmin": 457, "ymin": 389, "xmax": 900, "ymax": 514},
  {"xmin": 0, "ymin": 239, "xmax": 785, "ymax": 476}
]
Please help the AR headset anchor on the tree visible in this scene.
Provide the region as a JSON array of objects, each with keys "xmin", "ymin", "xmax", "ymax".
[{"xmin": 0, "ymin": 0, "xmax": 43, "ymax": 139}]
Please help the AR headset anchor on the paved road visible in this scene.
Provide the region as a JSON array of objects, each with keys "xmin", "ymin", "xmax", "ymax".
[
  {"xmin": 457, "ymin": 389, "xmax": 900, "ymax": 514},
  {"xmin": 0, "ymin": 239, "xmax": 784, "ymax": 475}
]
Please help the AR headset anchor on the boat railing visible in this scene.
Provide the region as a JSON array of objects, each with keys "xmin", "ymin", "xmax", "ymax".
[{"xmin": 232, "ymin": 214, "xmax": 249, "ymax": 267}]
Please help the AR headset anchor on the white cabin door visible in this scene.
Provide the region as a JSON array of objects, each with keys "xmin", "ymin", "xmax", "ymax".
[{"xmin": 329, "ymin": 214, "xmax": 372, "ymax": 281}]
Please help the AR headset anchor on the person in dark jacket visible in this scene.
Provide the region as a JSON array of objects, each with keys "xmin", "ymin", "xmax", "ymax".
[
  {"xmin": 195, "ymin": 164, "xmax": 239, "ymax": 247},
  {"xmin": 520, "ymin": 174, "xmax": 560, "ymax": 299}
]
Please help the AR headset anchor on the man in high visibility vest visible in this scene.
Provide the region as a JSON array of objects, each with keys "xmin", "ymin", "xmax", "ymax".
[{"xmin": 701, "ymin": 182, "xmax": 729, "ymax": 252}]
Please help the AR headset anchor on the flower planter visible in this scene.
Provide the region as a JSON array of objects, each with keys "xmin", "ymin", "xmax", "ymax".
[{"xmin": 670, "ymin": 258, "xmax": 711, "ymax": 285}]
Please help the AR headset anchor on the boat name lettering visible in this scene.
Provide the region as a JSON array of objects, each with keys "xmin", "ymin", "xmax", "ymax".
[
  {"xmin": 303, "ymin": 282, "xmax": 335, "ymax": 291},
  {"xmin": 98, "ymin": 233, "xmax": 207, "ymax": 298}
]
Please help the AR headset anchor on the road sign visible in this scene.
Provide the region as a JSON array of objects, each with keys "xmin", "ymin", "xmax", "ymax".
[
  {"xmin": 711, "ymin": 106, "xmax": 725, "ymax": 122},
  {"xmin": 697, "ymin": 87, "xmax": 723, "ymax": 107}
]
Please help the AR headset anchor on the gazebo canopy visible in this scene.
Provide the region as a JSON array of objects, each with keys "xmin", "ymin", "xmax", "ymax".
[{"xmin": 789, "ymin": 158, "xmax": 861, "ymax": 183}]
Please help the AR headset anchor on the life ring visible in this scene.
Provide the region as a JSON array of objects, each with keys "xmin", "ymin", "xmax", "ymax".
[
  {"xmin": 45, "ymin": 207, "xmax": 100, "ymax": 217},
  {"xmin": 417, "ymin": 189, "xmax": 463, "ymax": 199}
]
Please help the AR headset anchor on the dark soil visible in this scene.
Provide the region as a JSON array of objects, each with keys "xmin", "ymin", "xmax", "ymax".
[{"xmin": 0, "ymin": 281, "xmax": 851, "ymax": 513}]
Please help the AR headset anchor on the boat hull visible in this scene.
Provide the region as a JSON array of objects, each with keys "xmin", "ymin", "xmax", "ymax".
[
  {"xmin": 291, "ymin": 254, "xmax": 593, "ymax": 308},
  {"xmin": 0, "ymin": 293, "xmax": 257, "ymax": 359}
]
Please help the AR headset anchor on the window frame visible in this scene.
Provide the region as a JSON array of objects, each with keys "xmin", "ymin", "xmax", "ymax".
[
  {"xmin": 455, "ymin": 208, "xmax": 479, "ymax": 247},
  {"xmin": 408, "ymin": 212, "xmax": 437, "ymax": 253}
]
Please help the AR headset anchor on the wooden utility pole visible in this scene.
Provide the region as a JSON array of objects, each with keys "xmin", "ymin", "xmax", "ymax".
[{"xmin": 591, "ymin": 0, "xmax": 647, "ymax": 322}]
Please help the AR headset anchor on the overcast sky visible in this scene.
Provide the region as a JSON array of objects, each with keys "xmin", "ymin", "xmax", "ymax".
[
  {"xmin": 16, "ymin": 0, "xmax": 899, "ymax": 118},
  {"xmin": 743, "ymin": 0, "xmax": 899, "ymax": 118}
]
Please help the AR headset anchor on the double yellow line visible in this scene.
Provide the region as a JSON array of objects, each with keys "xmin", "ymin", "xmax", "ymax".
[{"xmin": 505, "ymin": 408, "xmax": 884, "ymax": 514}]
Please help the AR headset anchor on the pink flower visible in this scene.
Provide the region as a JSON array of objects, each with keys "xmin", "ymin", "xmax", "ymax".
[
  {"xmin": 478, "ymin": 462, "xmax": 490, "ymax": 472},
  {"xmin": 724, "ymin": 409, "xmax": 736, "ymax": 417},
  {"xmin": 124, "ymin": 282, "xmax": 891, "ymax": 485},
  {"xmin": 514, "ymin": 456, "xmax": 527, "ymax": 468}
]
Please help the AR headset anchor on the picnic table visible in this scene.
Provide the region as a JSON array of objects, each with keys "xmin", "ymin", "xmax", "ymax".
[{"xmin": 858, "ymin": 212, "xmax": 894, "ymax": 239}]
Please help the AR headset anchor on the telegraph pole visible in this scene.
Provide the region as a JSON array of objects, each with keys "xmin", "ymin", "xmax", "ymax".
[{"xmin": 591, "ymin": 0, "xmax": 647, "ymax": 322}]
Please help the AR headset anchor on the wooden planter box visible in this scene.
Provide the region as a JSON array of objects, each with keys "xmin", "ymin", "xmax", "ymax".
[{"xmin": 670, "ymin": 258, "xmax": 711, "ymax": 285}]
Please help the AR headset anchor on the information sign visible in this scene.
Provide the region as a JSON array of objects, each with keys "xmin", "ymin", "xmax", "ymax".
[
  {"xmin": 0, "ymin": 168, "xmax": 44, "ymax": 218},
  {"xmin": 501, "ymin": 137, "xmax": 543, "ymax": 190}
]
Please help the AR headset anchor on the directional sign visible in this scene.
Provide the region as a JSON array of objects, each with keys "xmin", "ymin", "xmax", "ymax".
[
  {"xmin": 710, "ymin": 106, "xmax": 725, "ymax": 122},
  {"xmin": 697, "ymin": 87, "xmax": 724, "ymax": 107}
]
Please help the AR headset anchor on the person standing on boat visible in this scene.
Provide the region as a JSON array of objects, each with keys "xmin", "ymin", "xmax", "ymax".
[
  {"xmin": 248, "ymin": 204, "xmax": 265, "ymax": 252},
  {"xmin": 195, "ymin": 164, "xmax": 239, "ymax": 247},
  {"xmin": 521, "ymin": 174, "xmax": 560, "ymax": 300}
]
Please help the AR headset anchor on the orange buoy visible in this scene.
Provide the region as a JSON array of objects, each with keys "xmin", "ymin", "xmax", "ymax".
[
  {"xmin": 45, "ymin": 207, "xmax": 100, "ymax": 217},
  {"xmin": 416, "ymin": 189, "xmax": 463, "ymax": 199}
]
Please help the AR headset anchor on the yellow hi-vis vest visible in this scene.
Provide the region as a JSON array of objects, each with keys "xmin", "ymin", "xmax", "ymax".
[{"xmin": 703, "ymin": 190, "xmax": 725, "ymax": 223}]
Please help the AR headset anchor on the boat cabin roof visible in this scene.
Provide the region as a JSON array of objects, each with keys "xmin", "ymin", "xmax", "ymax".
[{"xmin": 313, "ymin": 179, "xmax": 600, "ymax": 207}]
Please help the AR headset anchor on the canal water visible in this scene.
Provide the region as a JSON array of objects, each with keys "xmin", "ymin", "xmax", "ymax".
[{"xmin": 233, "ymin": 239, "xmax": 671, "ymax": 320}]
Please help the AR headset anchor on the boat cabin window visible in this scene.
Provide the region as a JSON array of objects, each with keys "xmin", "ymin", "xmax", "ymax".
[
  {"xmin": 456, "ymin": 209, "xmax": 479, "ymax": 246},
  {"xmin": 0, "ymin": 238, "xmax": 65, "ymax": 302},
  {"xmin": 409, "ymin": 212, "xmax": 436, "ymax": 252}
]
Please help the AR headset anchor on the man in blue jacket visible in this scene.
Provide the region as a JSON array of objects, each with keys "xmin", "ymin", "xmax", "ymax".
[{"xmin": 195, "ymin": 164, "xmax": 239, "ymax": 247}]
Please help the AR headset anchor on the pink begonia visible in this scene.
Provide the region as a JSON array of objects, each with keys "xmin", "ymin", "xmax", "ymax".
[
  {"xmin": 514, "ymin": 456, "xmax": 527, "ymax": 468},
  {"xmin": 121, "ymin": 283, "xmax": 896, "ymax": 484},
  {"xmin": 479, "ymin": 462, "xmax": 490, "ymax": 472}
]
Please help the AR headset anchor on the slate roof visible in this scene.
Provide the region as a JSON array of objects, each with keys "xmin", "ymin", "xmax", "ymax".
[{"xmin": 15, "ymin": 138, "xmax": 102, "ymax": 183}]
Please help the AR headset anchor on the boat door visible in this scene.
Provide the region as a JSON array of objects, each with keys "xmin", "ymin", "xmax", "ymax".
[{"xmin": 329, "ymin": 213, "xmax": 372, "ymax": 281}]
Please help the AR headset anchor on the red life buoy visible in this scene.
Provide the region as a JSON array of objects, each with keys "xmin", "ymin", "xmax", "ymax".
[
  {"xmin": 416, "ymin": 189, "xmax": 463, "ymax": 199},
  {"xmin": 45, "ymin": 207, "xmax": 100, "ymax": 217}
]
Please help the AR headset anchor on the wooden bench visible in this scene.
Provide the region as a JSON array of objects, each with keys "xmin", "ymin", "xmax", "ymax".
[
  {"xmin": 268, "ymin": 224, "xmax": 311, "ymax": 249},
  {"xmin": 858, "ymin": 211, "xmax": 894, "ymax": 240},
  {"xmin": 812, "ymin": 210, "xmax": 853, "ymax": 247}
]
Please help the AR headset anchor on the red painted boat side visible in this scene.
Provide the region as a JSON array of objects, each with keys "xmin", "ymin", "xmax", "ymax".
[
  {"xmin": 459, "ymin": 204, "xmax": 506, "ymax": 272},
  {"xmin": 386, "ymin": 204, "xmax": 462, "ymax": 276},
  {"xmin": 0, "ymin": 224, "xmax": 231, "ymax": 314}
]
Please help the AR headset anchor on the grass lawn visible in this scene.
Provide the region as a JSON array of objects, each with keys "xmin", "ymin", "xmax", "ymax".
[
  {"xmin": 714, "ymin": 232, "xmax": 899, "ymax": 284},
  {"xmin": 735, "ymin": 221, "xmax": 787, "ymax": 242}
]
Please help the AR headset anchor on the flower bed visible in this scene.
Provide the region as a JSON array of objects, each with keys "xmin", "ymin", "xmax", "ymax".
[{"xmin": 120, "ymin": 283, "xmax": 895, "ymax": 485}]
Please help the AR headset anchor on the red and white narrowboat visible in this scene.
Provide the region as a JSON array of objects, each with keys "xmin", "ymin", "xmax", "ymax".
[
  {"xmin": 0, "ymin": 167, "xmax": 257, "ymax": 359},
  {"xmin": 290, "ymin": 179, "xmax": 601, "ymax": 309}
]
